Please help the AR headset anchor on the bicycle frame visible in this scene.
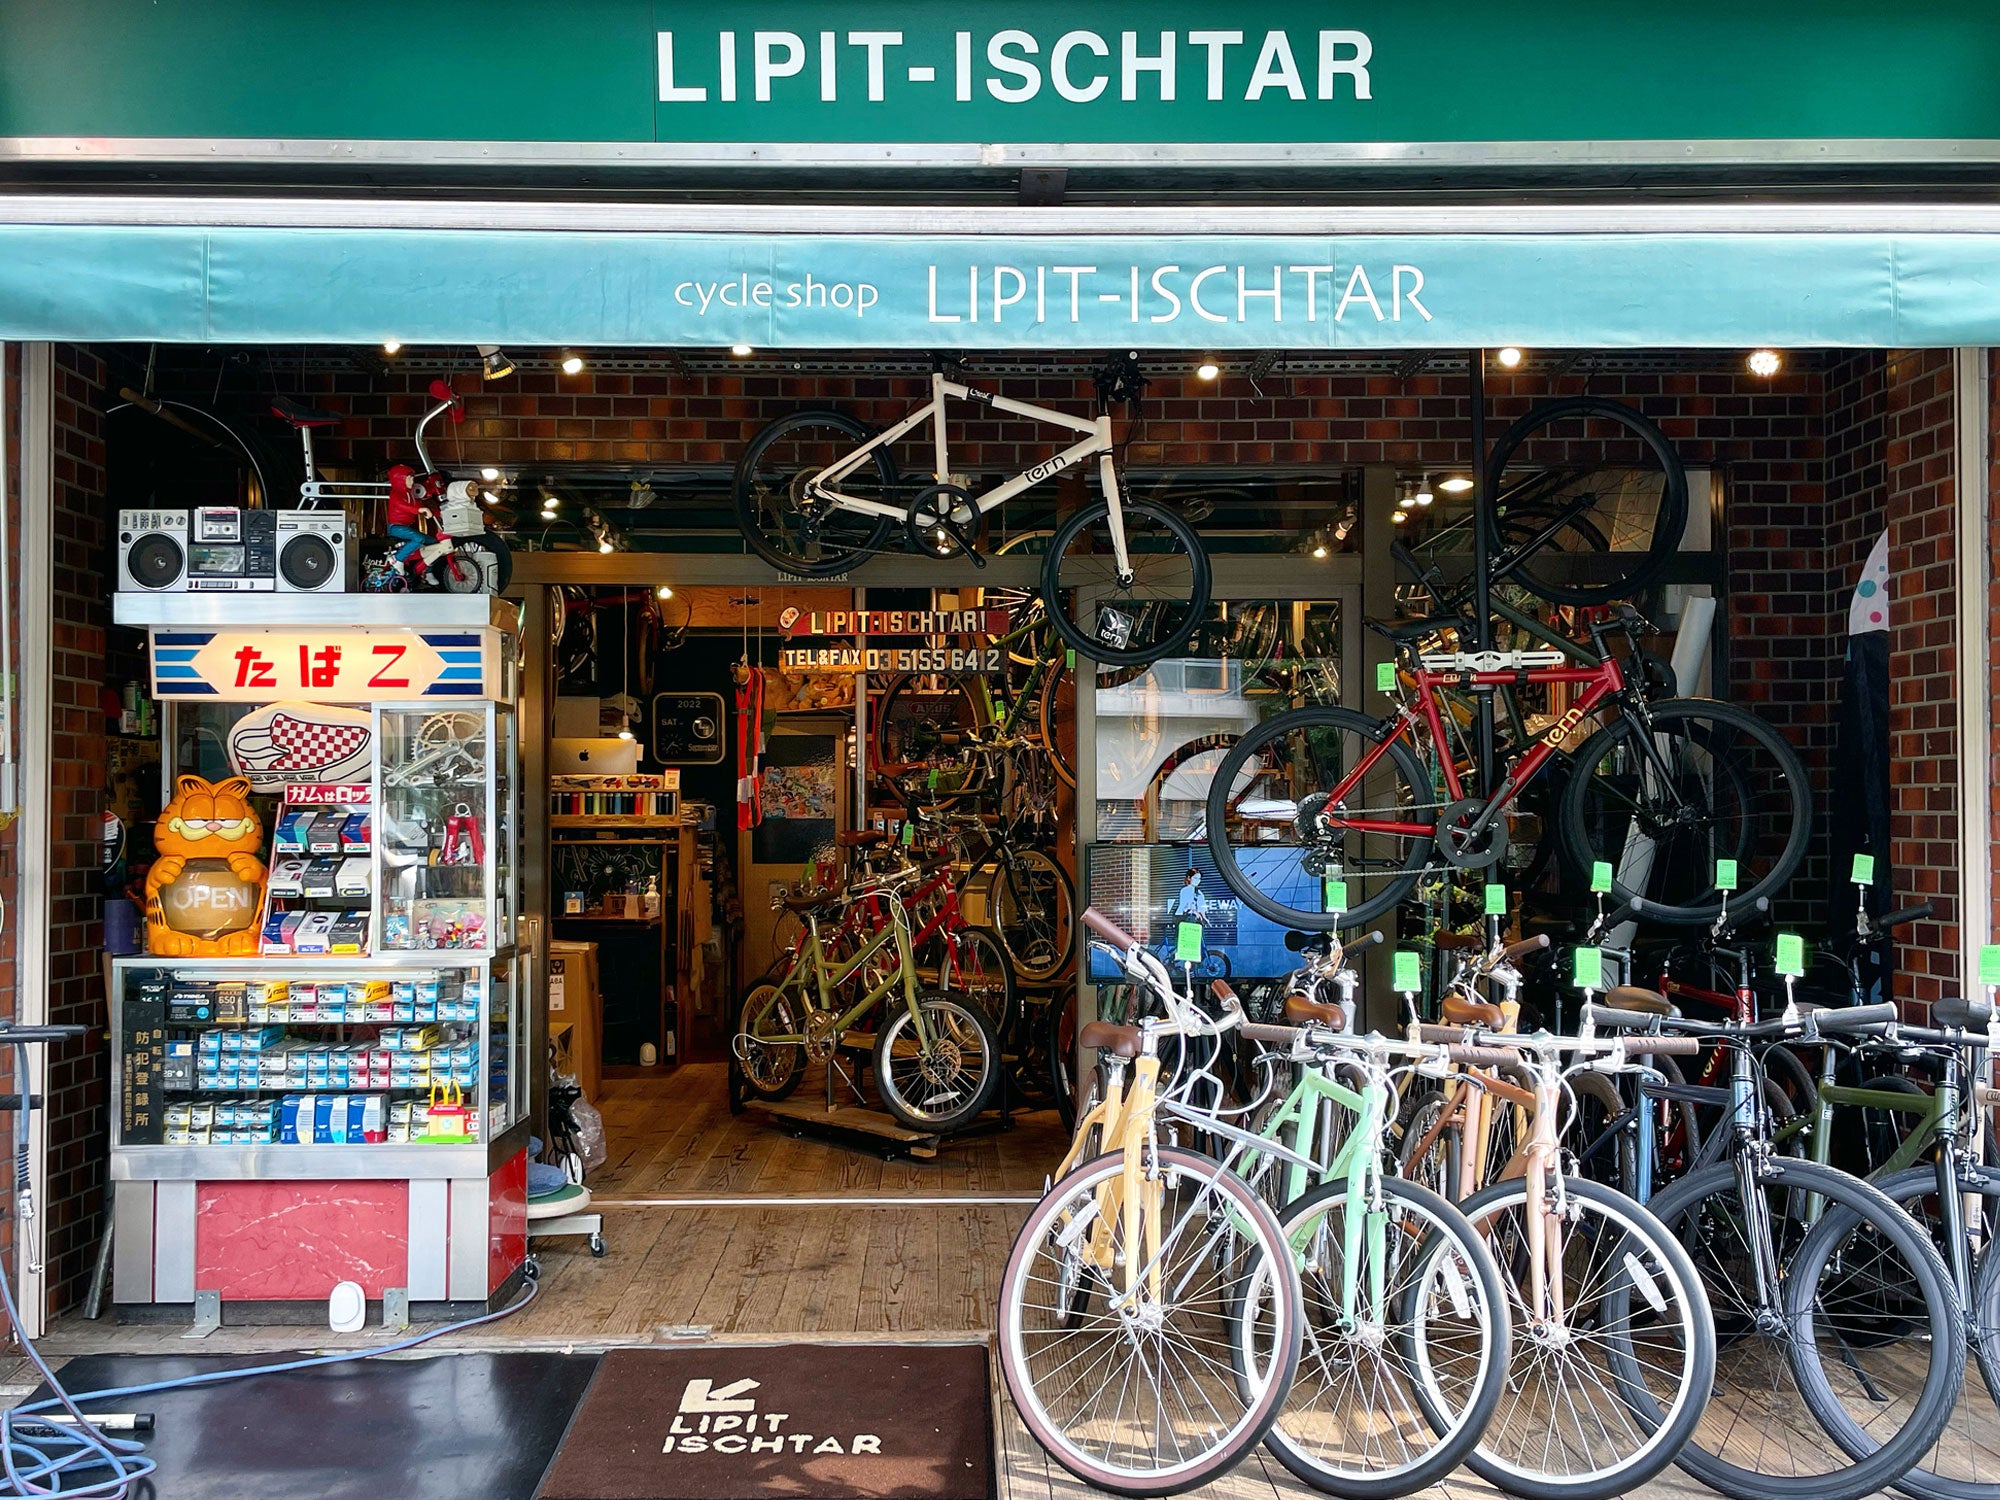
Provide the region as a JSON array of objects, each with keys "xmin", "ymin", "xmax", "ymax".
[
  {"xmin": 804, "ymin": 372, "xmax": 1134, "ymax": 573},
  {"xmin": 754, "ymin": 900, "xmax": 933, "ymax": 1049}
]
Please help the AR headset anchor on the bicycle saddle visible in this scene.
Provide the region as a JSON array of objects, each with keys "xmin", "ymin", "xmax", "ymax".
[
  {"xmin": 1282, "ymin": 992, "xmax": 1348, "ymax": 1031},
  {"xmin": 270, "ymin": 395, "xmax": 345, "ymax": 429},
  {"xmin": 777, "ymin": 888, "xmax": 842, "ymax": 914},
  {"xmin": 836, "ymin": 829, "xmax": 886, "ymax": 848},
  {"xmin": 1364, "ymin": 614, "xmax": 1470, "ymax": 645},
  {"xmin": 1439, "ymin": 991, "xmax": 1506, "ymax": 1028},
  {"xmin": 1931, "ymin": 994, "xmax": 1994, "ymax": 1030},
  {"xmin": 1604, "ymin": 984, "xmax": 1672, "ymax": 1017},
  {"xmin": 1079, "ymin": 1021, "xmax": 1142, "ymax": 1059}
]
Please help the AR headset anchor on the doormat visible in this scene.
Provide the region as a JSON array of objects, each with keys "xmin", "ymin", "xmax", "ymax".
[
  {"xmin": 37, "ymin": 1350, "xmax": 600, "ymax": 1500},
  {"xmin": 536, "ymin": 1343, "xmax": 990, "ymax": 1500}
]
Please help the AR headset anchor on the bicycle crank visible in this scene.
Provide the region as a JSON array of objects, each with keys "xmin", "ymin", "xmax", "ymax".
[
  {"xmin": 802, "ymin": 1009, "xmax": 841, "ymax": 1062},
  {"xmin": 1435, "ymin": 796, "xmax": 1509, "ymax": 870}
]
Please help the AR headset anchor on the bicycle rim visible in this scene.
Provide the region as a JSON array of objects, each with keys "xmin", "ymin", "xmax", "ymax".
[
  {"xmin": 1041, "ymin": 499, "xmax": 1211, "ymax": 667},
  {"xmin": 871, "ymin": 992, "xmax": 997, "ymax": 1132},
  {"xmin": 734, "ymin": 982, "xmax": 804, "ymax": 1100},
  {"xmin": 1560, "ymin": 697, "xmax": 1811, "ymax": 926},
  {"xmin": 1036, "ymin": 651, "xmax": 1078, "ymax": 789},
  {"xmin": 873, "ymin": 672, "xmax": 988, "ymax": 801},
  {"xmin": 732, "ymin": 409, "xmax": 896, "ymax": 575},
  {"xmin": 1204, "ymin": 706, "xmax": 1433, "ymax": 931},
  {"xmin": 1242, "ymin": 1176, "xmax": 1508, "ymax": 1497},
  {"xmin": 989, "ymin": 849, "xmax": 1074, "ymax": 982},
  {"xmin": 998, "ymin": 1146, "xmax": 1302, "ymax": 1495},
  {"xmin": 1459, "ymin": 1174, "xmax": 1713, "ymax": 1500}
]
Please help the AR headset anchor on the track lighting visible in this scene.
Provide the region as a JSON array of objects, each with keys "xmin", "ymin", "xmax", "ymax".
[
  {"xmin": 1496, "ymin": 347, "xmax": 1523, "ymax": 368},
  {"xmin": 1398, "ymin": 481, "xmax": 1417, "ymax": 509},
  {"xmin": 656, "ymin": 585, "xmax": 674, "ymax": 600},
  {"xmin": 382, "ymin": 340, "xmax": 402, "ymax": 355},
  {"xmin": 1415, "ymin": 476, "xmax": 1434, "ymax": 506},
  {"xmin": 1438, "ymin": 475, "xmax": 1474, "ymax": 494},
  {"xmin": 730, "ymin": 343, "xmax": 754, "ymax": 357},
  {"xmin": 1748, "ymin": 349, "xmax": 1782, "ymax": 377},
  {"xmin": 480, "ymin": 467, "xmax": 500, "ymax": 482},
  {"xmin": 1195, "ymin": 359, "xmax": 1221, "ymax": 381},
  {"xmin": 560, "ymin": 350, "xmax": 585, "ymax": 376},
  {"xmin": 477, "ymin": 344, "xmax": 514, "ymax": 380},
  {"xmin": 1390, "ymin": 508, "xmax": 1408, "ymax": 524}
]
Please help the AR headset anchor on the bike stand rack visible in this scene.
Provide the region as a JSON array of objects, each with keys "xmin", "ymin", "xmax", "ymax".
[{"xmin": 756, "ymin": 1045, "xmax": 944, "ymax": 1160}]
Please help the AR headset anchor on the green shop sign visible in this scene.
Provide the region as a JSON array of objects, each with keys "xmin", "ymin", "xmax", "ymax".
[{"xmin": 2, "ymin": 1, "xmax": 1999, "ymax": 160}]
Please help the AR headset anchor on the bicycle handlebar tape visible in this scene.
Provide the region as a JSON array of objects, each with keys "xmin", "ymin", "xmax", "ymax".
[
  {"xmin": 1502, "ymin": 933, "xmax": 1553, "ymax": 962},
  {"xmin": 1812, "ymin": 1001, "xmax": 1901, "ymax": 1035},
  {"xmin": 1416, "ymin": 1023, "xmax": 1515, "ymax": 1048},
  {"xmin": 1621, "ymin": 1034, "xmax": 1702, "ymax": 1058},
  {"xmin": 1346, "ymin": 930, "xmax": 1388, "ymax": 951},
  {"xmin": 1239, "ymin": 1021, "xmax": 1301, "ymax": 1047},
  {"xmin": 1448, "ymin": 1044, "xmax": 1521, "ymax": 1069},
  {"xmin": 1874, "ymin": 902, "xmax": 1936, "ymax": 933},
  {"xmin": 1583, "ymin": 1004, "xmax": 1671, "ymax": 1033},
  {"xmin": 1081, "ymin": 907, "xmax": 1140, "ymax": 953}
]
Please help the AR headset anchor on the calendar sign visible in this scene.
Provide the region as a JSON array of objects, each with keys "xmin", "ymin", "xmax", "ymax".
[{"xmin": 149, "ymin": 628, "xmax": 504, "ymax": 702}]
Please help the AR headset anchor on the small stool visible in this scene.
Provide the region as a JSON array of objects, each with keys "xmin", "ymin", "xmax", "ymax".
[{"xmin": 527, "ymin": 1182, "xmax": 605, "ymax": 1258}]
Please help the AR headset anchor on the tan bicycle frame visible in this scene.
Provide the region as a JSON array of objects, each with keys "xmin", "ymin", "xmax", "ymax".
[{"xmin": 1059, "ymin": 1050, "xmax": 1166, "ymax": 1303}]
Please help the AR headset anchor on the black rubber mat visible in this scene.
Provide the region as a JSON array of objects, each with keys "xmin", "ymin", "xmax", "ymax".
[{"xmin": 33, "ymin": 1350, "xmax": 600, "ymax": 1500}]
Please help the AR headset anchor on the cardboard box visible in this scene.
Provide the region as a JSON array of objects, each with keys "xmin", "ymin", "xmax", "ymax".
[{"xmin": 547, "ymin": 940, "xmax": 601, "ymax": 1101}]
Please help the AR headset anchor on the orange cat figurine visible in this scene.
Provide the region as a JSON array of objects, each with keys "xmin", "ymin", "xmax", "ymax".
[{"xmin": 144, "ymin": 775, "xmax": 266, "ymax": 957}]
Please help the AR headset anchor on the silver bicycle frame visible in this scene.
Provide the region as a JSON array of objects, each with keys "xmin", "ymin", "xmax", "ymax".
[{"xmin": 803, "ymin": 371, "xmax": 1135, "ymax": 579}]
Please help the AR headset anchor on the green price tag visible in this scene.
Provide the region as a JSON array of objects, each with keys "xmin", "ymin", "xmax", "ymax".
[
  {"xmin": 1980, "ymin": 945, "xmax": 2000, "ymax": 986},
  {"xmin": 1324, "ymin": 878, "xmax": 1348, "ymax": 914},
  {"xmin": 1175, "ymin": 921, "xmax": 1203, "ymax": 962},
  {"xmin": 1393, "ymin": 950, "xmax": 1421, "ymax": 992},
  {"xmin": 1590, "ymin": 860, "xmax": 1613, "ymax": 894},
  {"xmin": 1573, "ymin": 946, "xmax": 1603, "ymax": 990},
  {"xmin": 1375, "ymin": 660, "xmax": 1396, "ymax": 693},
  {"xmin": 1715, "ymin": 858, "xmax": 1739, "ymax": 892},
  {"xmin": 1775, "ymin": 933, "xmax": 1805, "ymax": 976},
  {"xmin": 901, "ymin": 821, "xmax": 914, "ymax": 846},
  {"xmin": 1065, "ymin": 649, "xmax": 1076, "ymax": 670},
  {"xmin": 1484, "ymin": 883, "xmax": 1507, "ymax": 916},
  {"xmin": 927, "ymin": 766, "xmax": 939, "ymax": 791},
  {"xmin": 1851, "ymin": 853, "xmax": 1875, "ymax": 885}
]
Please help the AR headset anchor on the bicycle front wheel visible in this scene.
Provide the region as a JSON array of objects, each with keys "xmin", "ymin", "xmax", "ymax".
[
  {"xmin": 999, "ymin": 1146, "xmax": 1302, "ymax": 1496},
  {"xmin": 871, "ymin": 991, "xmax": 998, "ymax": 1133},
  {"xmin": 977, "ymin": 847, "xmax": 1075, "ymax": 983},
  {"xmin": 1241, "ymin": 1176, "xmax": 1508, "ymax": 1499},
  {"xmin": 1644, "ymin": 1157, "xmax": 1964, "ymax": 1500},
  {"xmin": 1459, "ymin": 1173, "xmax": 1714, "ymax": 1500},
  {"xmin": 1559, "ymin": 697, "xmax": 1811, "ymax": 926},
  {"xmin": 732, "ymin": 409, "xmax": 897, "ymax": 576},
  {"xmin": 1205, "ymin": 706, "xmax": 1433, "ymax": 931},
  {"xmin": 1041, "ymin": 498, "xmax": 1211, "ymax": 667}
]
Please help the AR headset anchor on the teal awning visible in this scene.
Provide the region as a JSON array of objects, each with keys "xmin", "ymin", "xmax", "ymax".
[{"xmin": 0, "ymin": 225, "xmax": 1995, "ymax": 348}]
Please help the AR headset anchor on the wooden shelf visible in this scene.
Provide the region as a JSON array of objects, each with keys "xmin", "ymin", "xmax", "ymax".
[{"xmin": 550, "ymin": 816, "xmax": 686, "ymax": 830}]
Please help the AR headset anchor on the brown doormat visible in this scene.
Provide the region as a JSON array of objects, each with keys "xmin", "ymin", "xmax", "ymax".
[{"xmin": 537, "ymin": 1344, "xmax": 991, "ymax": 1500}]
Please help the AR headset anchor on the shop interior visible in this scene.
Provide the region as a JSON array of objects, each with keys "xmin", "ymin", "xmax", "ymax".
[{"xmin": 82, "ymin": 338, "xmax": 1924, "ymax": 1333}]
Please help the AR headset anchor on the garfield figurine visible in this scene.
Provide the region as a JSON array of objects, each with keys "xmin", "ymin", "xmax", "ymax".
[{"xmin": 144, "ymin": 775, "xmax": 266, "ymax": 957}]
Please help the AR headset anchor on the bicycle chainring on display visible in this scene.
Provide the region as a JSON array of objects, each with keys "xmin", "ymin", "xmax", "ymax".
[
  {"xmin": 1435, "ymin": 796, "xmax": 1509, "ymax": 870},
  {"xmin": 905, "ymin": 483, "xmax": 979, "ymax": 559},
  {"xmin": 802, "ymin": 1009, "xmax": 841, "ymax": 1062}
]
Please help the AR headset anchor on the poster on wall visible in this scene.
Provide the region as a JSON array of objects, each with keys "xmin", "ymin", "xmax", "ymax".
[{"xmin": 752, "ymin": 734, "xmax": 838, "ymax": 865}]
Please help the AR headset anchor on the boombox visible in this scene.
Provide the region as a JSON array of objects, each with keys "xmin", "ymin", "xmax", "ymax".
[{"xmin": 117, "ymin": 508, "xmax": 355, "ymax": 593}]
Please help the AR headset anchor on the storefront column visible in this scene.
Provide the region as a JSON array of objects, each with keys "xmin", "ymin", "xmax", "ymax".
[
  {"xmin": 1953, "ymin": 348, "xmax": 1992, "ymax": 973},
  {"xmin": 1357, "ymin": 464, "xmax": 1399, "ymax": 1027},
  {"xmin": 13, "ymin": 343, "xmax": 50, "ymax": 1336}
]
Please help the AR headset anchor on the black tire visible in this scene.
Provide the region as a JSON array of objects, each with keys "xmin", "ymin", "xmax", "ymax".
[
  {"xmin": 1046, "ymin": 991, "xmax": 1077, "ymax": 1132},
  {"xmin": 438, "ymin": 535, "xmax": 508, "ymax": 594},
  {"xmin": 872, "ymin": 672, "xmax": 988, "ymax": 803},
  {"xmin": 732, "ymin": 409, "xmax": 897, "ymax": 576},
  {"xmin": 1481, "ymin": 396, "xmax": 1689, "ymax": 606},
  {"xmin": 975, "ymin": 847, "xmax": 1075, "ymax": 984},
  {"xmin": 933, "ymin": 924, "xmax": 1016, "ymax": 1038},
  {"xmin": 871, "ymin": 991, "xmax": 999, "ymax": 1133},
  {"xmin": 1041, "ymin": 498, "xmax": 1211, "ymax": 667},
  {"xmin": 1206, "ymin": 705, "xmax": 1433, "ymax": 931},
  {"xmin": 1646, "ymin": 1157, "xmax": 1965, "ymax": 1500},
  {"xmin": 733, "ymin": 981, "xmax": 804, "ymax": 1103},
  {"xmin": 1034, "ymin": 651, "xmax": 1077, "ymax": 790},
  {"xmin": 1559, "ymin": 697, "xmax": 1812, "ymax": 926}
]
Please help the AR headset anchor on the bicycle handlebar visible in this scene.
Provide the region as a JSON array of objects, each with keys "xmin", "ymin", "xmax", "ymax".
[
  {"xmin": 1345, "ymin": 930, "xmax": 1387, "ymax": 952},
  {"xmin": 1501, "ymin": 933, "xmax": 1551, "ymax": 963},
  {"xmin": 1872, "ymin": 902, "xmax": 1934, "ymax": 936},
  {"xmin": 1586, "ymin": 999, "xmax": 1900, "ymax": 1042},
  {"xmin": 1082, "ymin": 906, "xmax": 1139, "ymax": 952}
]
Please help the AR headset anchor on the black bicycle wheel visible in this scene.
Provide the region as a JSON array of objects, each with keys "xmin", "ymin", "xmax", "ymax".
[
  {"xmin": 1034, "ymin": 651, "xmax": 1077, "ymax": 790},
  {"xmin": 732, "ymin": 408, "xmax": 897, "ymax": 576},
  {"xmin": 1205, "ymin": 705, "xmax": 1433, "ymax": 931},
  {"xmin": 977, "ymin": 847, "xmax": 1075, "ymax": 983},
  {"xmin": 1045, "ymin": 990, "xmax": 1077, "ymax": 1132},
  {"xmin": 1481, "ymin": 397, "xmax": 1688, "ymax": 606},
  {"xmin": 872, "ymin": 672, "xmax": 988, "ymax": 803},
  {"xmin": 1041, "ymin": 498, "xmax": 1211, "ymax": 667},
  {"xmin": 1559, "ymin": 697, "xmax": 1811, "ymax": 926}
]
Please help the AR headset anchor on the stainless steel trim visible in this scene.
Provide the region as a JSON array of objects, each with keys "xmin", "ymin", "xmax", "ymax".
[
  {"xmin": 111, "ymin": 1181, "xmax": 156, "ymax": 1303},
  {"xmin": 10, "ymin": 192, "xmax": 2000, "ymax": 237},
  {"xmin": 15, "ymin": 343, "xmax": 51, "ymax": 1337},
  {"xmin": 110, "ymin": 1143, "xmax": 502, "ymax": 1181},
  {"xmin": 154, "ymin": 1181, "xmax": 197, "ymax": 1302},
  {"xmin": 1953, "ymin": 347, "xmax": 1989, "ymax": 1000},
  {"xmin": 407, "ymin": 1179, "xmax": 450, "ymax": 1299},
  {"xmin": 447, "ymin": 1176, "xmax": 489, "ymax": 1299},
  {"xmin": 3, "ymin": 135, "xmax": 1997, "ymax": 171},
  {"xmin": 112, "ymin": 592, "xmax": 521, "ymax": 631}
]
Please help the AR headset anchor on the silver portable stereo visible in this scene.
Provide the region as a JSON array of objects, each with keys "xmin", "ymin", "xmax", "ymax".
[{"xmin": 117, "ymin": 508, "xmax": 354, "ymax": 593}]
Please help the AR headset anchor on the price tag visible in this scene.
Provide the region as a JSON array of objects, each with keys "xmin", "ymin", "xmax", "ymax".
[
  {"xmin": 1715, "ymin": 858, "xmax": 1738, "ymax": 892},
  {"xmin": 1590, "ymin": 861, "xmax": 1613, "ymax": 895},
  {"xmin": 1393, "ymin": 950, "xmax": 1421, "ymax": 992},
  {"xmin": 1175, "ymin": 921, "xmax": 1202, "ymax": 962},
  {"xmin": 1851, "ymin": 853, "xmax": 1875, "ymax": 885},
  {"xmin": 1484, "ymin": 883, "xmax": 1507, "ymax": 916},
  {"xmin": 1980, "ymin": 945, "xmax": 2000, "ymax": 986},
  {"xmin": 1775, "ymin": 932, "xmax": 1805, "ymax": 976},
  {"xmin": 1376, "ymin": 660, "xmax": 1397, "ymax": 693},
  {"xmin": 901, "ymin": 821, "xmax": 914, "ymax": 846},
  {"xmin": 1066, "ymin": 649, "xmax": 1076, "ymax": 670},
  {"xmin": 1573, "ymin": 946, "xmax": 1603, "ymax": 990},
  {"xmin": 927, "ymin": 766, "xmax": 939, "ymax": 791},
  {"xmin": 1324, "ymin": 878, "xmax": 1348, "ymax": 914}
]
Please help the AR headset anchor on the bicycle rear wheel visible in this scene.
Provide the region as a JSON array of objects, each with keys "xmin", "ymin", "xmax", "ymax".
[
  {"xmin": 1481, "ymin": 397, "xmax": 1688, "ymax": 606},
  {"xmin": 1041, "ymin": 498, "xmax": 1211, "ymax": 667},
  {"xmin": 873, "ymin": 672, "xmax": 988, "ymax": 802},
  {"xmin": 733, "ymin": 409, "xmax": 897, "ymax": 576},
  {"xmin": 733, "ymin": 981, "xmax": 806, "ymax": 1102},
  {"xmin": 976, "ymin": 847, "xmax": 1075, "ymax": 983},
  {"xmin": 998, "ymin": 1146, "xmax": 1302, "ymax": 1496},
  {"xmin": 1559, "ymin": 697, "xmax": 1811, "ymax": 926},
  {"xmin": 1205, "ymin": 706, "xmax": 1433, "ymax": 931}
]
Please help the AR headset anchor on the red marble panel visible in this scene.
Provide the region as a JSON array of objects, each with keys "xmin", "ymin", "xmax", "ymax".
[
  {"xmin": 488, "ymin": 1150, "xmax": 527, "ymax": 1293},
  {"xmin": 196, "ymin": 1180, "xmax": 408, "ymax": 1300}
]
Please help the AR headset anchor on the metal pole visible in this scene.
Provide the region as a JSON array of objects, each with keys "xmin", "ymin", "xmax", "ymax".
[{"xmin": 1470, "ymin": 350, "xmax": 1494, "ymax": 791}]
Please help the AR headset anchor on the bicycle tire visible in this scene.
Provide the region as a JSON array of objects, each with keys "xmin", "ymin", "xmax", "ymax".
[
  {"xmin": 1558, "ymin": 696, "xmax": 1812, "ymax": 927},
  {"xmin": 1457, "ymin": 1173, "xmax": 1714, "ymax": 1500},
  {"xmin": 1041, "ymin": 498, "xmax": 1211, "ymax": 667},
  {"xmin": 733, "ymin": 981, "xmax": 805, "ymax": 1102},
  {"xmin": 872, "ymin": 671, "xmax": 989, "ymax": 804},
  {"xmin": 732, "ymin": 408, "xmax": 897, "ymax": 576},
  {"xmin": 1046, "ymin": 991, "xmax": 1078, "ymax": 1132},
  {"xmin": 932, "ymin": 923, "xmax": 1017, "ymax": 1036},
  {"xmin": 998, "ymin": 1145, "xmax": 1302, "ymax": 1496},
  {"xmin": 871, "ymin": 991, "xmax": 999, "ymax": 1133},
  {"xmin": 1645, "ymin": 1157, "xmax": 1964, "ymax": 1500},
  {"xmin": 1034, "ymin": 651, "xmax": 1077, "ymax": 790},
  {"xmin": 974, "ymin": 846, "xmax": 1075, "ymax": 983},
  {"xmin": 1240, "ymin": 1175, "xmax": 1509, "ymax": 1499},
  {"xmin": 1480, "ymin": 397, "xmax": 1689, "ymax": 607},
  {"xmin": 1205, "ymin": 706, "xmax": 1433, "ymax": 931}
]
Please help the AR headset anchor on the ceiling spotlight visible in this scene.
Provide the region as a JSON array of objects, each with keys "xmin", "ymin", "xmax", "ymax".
[
  {"xmin": 1496, "ymin": 347, "xmax": 1524, "ymax": 368},
  {"xmin": 1390, "ymin": 508, "xmax": 1408, "ymax": 524},
  {"xmin": 482, "ymin": 490, "xmax": 502, "ymax": 506},
  {"xmin": 382, "ymin": 339, "xmax": 402, "ymax": 355},
  {"xmin": 730, "ymin": 343, "xmax": 754, "ymax": 357},
  {"xmin": 1438, "ymin": 475, "xmax": 1474, "ymax": 494},
  {"xmin": 560, "ymin": 350, "xmax": 586, "ymax": 376},
  {"xmin": 477, "ymin": 344, "xmax": 514, "ymax": 380},
  {"xmin": 1748, "ymin": 349, "xmax": 1782, "ymax": 377},
  {"xmin": 480, "ymin": 466, "xmax": 500, "ymax": 482},
  {"xmin": 1398, "ymin": 481, "xmax": 1417, "ymax": 509},
  {"xmin": 1195, "ymin": 359, "xmax": 1221, "ymax": 381},
  {"xmin": 617, "ymin": 723, "xmax": 637, "ymax": 743},
  {"xmin": 1414, "ymin": 476, "xmax": 1434, "ymax": 507},
  {"xmin": 655, "ymin": 585, "xmax": 674, "ymax": 600}
]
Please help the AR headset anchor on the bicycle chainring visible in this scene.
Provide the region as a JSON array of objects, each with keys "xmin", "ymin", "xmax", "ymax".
[
  {"xmin": 905, "ymin": 483, "xmax": 979, "ymax": 558},
  {"xmin": 802, "ymin": 1009, "xmax": 841, "ymax": 1061},
  {"xmin": 1435, "ymin": 796, "xmax": 1509, "ymax": 871}
]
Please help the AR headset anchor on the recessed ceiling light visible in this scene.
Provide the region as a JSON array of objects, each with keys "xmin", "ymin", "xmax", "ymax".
[
  {"xmin": 1496, "ymin": 347, "xmax": 1524, "ymax": 368},
  {"xmin": 1748, "ymin": 349, "xmax": 1782, "ymax": 377}
]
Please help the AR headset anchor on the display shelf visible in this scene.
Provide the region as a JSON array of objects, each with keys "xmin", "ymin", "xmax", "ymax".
[{"xmin": 549, "ymin": 815, "xmax": 685, "ymax": 830}]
